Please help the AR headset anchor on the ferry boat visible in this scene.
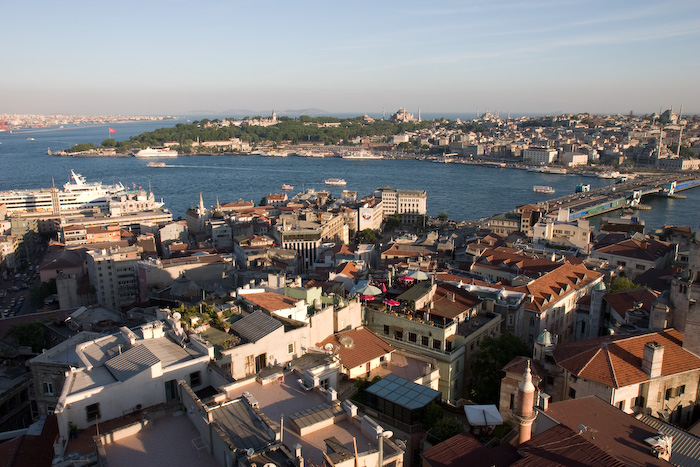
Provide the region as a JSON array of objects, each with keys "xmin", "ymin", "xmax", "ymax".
[
  {"xmin": 341, "ymin": 150, "xmax": 383, "ymax": 160},
  {"xmin": 533, "ymin": 185, "xmax": 555, "ymax": 194},
  {"xmin": 0, "ymin": 170, "xmax": 126, "ymax": 214},
  {"xmin": 324, "ymin": 178, "xmax": 347, "ymax": 186},
  {"xmin": 528, "ymin": 166, "xmax": 567, "ymax": 175},
  {"xmin": 134, "ymin": 147, "xmax": 178, "ymax": 158},
  {"xmin": 281, "ymin": 184, "xmax": 294, "ymax": 190}
]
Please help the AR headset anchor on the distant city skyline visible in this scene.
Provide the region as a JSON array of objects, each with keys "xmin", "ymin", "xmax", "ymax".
[{"xmin": 3, "ymin": 1, "xmax": 699, "ymax": 116}]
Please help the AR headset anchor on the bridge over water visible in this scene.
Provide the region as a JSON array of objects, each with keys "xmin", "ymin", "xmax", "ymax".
[{"xmin": 540, "ymin": 173, "xmax": 700, "ymax": 220}]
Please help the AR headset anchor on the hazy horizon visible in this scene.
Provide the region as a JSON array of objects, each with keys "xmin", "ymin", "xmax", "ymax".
[{"xmin": 3, "ymin": 1, "xmax": 698, "ymax": 116}]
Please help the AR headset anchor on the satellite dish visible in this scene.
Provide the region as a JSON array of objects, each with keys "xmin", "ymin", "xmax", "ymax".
[
  {"xmin": 383, "ymin": 430, "xmax": 394, "ymax": 439},
  {"xmin": 172, "ymin": 312, "xmax": 181, "ymax": 320},
  {"xmin": 324, "ymin": 343, "xmax": 335, "ymax": 352},
  {"xmin": 246, "ymin": 448, "xmax": 255, "ymax": 457}
]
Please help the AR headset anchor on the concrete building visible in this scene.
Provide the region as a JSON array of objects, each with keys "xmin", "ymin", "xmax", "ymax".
[
  {"xmin": 86, "ymin": 245, "xmax": 141, "ymax": 311},
  {"xmin": 523, "ymin": 147, "xmax": 558, "ymax": 165},
  {"xmin": 375, "ymin": 186, "xmax": 427, "ymax": 226},
  {"xmin": 364, "ymin": 281, "xmax": 501, "ymax": 402},
  {"xmin": 514, "ymin": 262, "xmax": 604, "ymax": 346},
  {"xmin": 592, "ymin": 234, "xmax": 677, "ymax": 280}
]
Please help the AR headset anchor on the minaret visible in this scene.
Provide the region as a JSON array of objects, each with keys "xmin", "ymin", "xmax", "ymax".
[
  {"xmin": 198, "ymin": 192, "xmax": 205, "ymax": 213},
  {"xmin": 418, "ymin": 107, "xmax": 421, "ymax": 123},
  {"xmin": 515, "ymin": 360, "xmax": 537, "ymax": 445}
]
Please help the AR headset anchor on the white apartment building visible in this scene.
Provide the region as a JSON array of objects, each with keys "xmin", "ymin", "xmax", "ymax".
[
  {"xmin": 358, "ymin": 200, "xmax": 384, "ymax": 232},
  {"xmin": 561, "ymin": 152, "xmax": 589, "ymax": 167},
  {"xmin": 87, "ymin": 245, "xmax": 141, "ymax": 311},
  {"xmin": 375, "ymin": 186, "xmax": 427, "ymax": 226},
  {"xmin": 523, "ymin": 147, "xmax": 558, "ymax": 165}
]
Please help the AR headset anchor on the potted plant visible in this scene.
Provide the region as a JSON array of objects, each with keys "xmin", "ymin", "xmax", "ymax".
[{"xmin": 68, "ymin": 421, "xmax": 78, "ymax": 439}]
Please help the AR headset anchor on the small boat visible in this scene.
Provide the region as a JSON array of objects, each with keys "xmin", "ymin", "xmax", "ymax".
[
  {"xmin": 147, "ymin": 162, "xmax": 167, "ymax": 168},
  {"xmin": 325, "ymin": 178, "xmax": 347, "ymax": 186},
  {"xmin": 27, "ymin": 137, "xmax": 35, "ymax": 141},
  {"xmin": 533, "ymin": 185, "xmax": 555, "ymax": 194},
  {"xmin": 281, "ymin": 184, "xmax": 294, "ymax": 190}
]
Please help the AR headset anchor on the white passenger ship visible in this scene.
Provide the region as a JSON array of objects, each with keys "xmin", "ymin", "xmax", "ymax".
[
  {"xmin": 0, "ymin": 170, "xmax": 126, "ymax": 213},
  {"xmin": 134, "ymin": 147, "xmax": 178, "ymax": 158}
]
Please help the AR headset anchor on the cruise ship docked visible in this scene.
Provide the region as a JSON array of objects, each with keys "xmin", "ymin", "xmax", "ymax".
[{"xmin": 0, "ymin": 170, "xmax": 127, "ymax": 214}]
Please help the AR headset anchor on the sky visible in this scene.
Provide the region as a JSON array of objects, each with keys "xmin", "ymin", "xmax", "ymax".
[{"xmin": 3, "ymin": 0, "xmax": 699, "ymax": 116}]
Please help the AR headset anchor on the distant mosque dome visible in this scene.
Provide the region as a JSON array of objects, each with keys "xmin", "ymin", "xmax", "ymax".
[
  {"xmin": 170, "ymin": 272, "xmax": 201, "ymax": 300},
  {"xmin": 536, "ymin": 329, "xmax": 554, "ymax": 346}
]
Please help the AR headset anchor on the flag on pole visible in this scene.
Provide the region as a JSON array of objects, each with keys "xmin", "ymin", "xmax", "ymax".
[{"xmin": 109, "ymin": 128, "xmax": 117, "ymax": 133}]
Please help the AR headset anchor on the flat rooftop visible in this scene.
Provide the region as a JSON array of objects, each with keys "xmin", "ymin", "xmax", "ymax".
[
  {"xmin": 227, "ymin": 372, "xmax": 380, "ymax": 467},
  {"xmin": 103, "ymin": 410, "xmax": 217, "ymax": 467}
]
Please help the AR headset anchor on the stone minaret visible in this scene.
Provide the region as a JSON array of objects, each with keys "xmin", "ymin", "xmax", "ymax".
[{"xmin": 514, "ymin": 360, "xmax": 537, "ymax": 444}]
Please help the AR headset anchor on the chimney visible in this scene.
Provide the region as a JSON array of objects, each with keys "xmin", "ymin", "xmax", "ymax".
[
  {"xmin": 642, "ymin": 342, "xmax": 664, "ymax": 378},
  {"xmin": 515, "ymin": 360, "xmax": 537, "ymax": 444},
  {"xmin": 640, "ymin": 240, "xmax": 648, "ymax": 249}
]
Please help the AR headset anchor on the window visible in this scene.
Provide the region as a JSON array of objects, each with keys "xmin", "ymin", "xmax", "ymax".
[
  {"xmin": 47, "ymin": 406, "xmax": 55, "ymax": 415},
  {"xmin": 432, "ymin": 339, "xmax": 441, "ymax": 350},
  {"xmin": 635, "ymin": 264, "xmax": 646, "ymax": 271},
  {"xmin": 617, "ymin": 261, "xmax": 626, "ymax": 267},
  {"xmin": 422, "ymin": 336, "xmax": 429, "ymax": 346},
  {"xmin": 383, "ymin": 325, "xmax": 390, "ymax": 335},
  {"xmin": 617, "ymin": 400, "xmax": 625, "ymax": 410},
  {"xmin": 189, "ymin": 371, "xmax": 201, "ymax": 387},
  {"xmin": 394, "ymin": 331, "xmax": 403, "ymax": 341},
  {"xmin": 408, "ymin": 332, "xmax": 417, "ymax": 343},
  {"xmin": 633, "ymin": 396, "xmax": 645, "ymax": 408},
  {"xmin": 42, "ymin": 382, "xmax": 54, "ymax": 395},
  {"xmin": 510, "ymin": 393, "xmax": 515, "ymax": 410},
  {"xmin": 86, "ymin": 403, "xmax": 101, "ymax": 422},
  {"xmin": 680, "ymin": 385, "xmax": 686, "ymax": 395},
  {"xmin": 568, "ymin": 387, "xmax": 576, "ymax": 398},
  {"xmin": 529, "ymin": 317, "xmax": 535, "ymax": 327},
  {"xmin": 288, "ymin": 343, "xmax": 295, "ymax": 354}
]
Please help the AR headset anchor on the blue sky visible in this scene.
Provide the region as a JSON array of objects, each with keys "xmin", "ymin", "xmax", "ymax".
[{"xmin": 3, "ymin": 0, "xmax": 699, "ymax": 116}]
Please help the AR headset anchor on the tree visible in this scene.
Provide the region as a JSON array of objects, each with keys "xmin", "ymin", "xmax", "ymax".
[
  {"xmin": 357, "ymin": 228, "xmax": 377, "ymax": 243},
  {"xmin": 609, "ymin": 276, "xmax": 642, "ymax": 293},
  {"xmin": 29, "ymin": 279, "xmax": 57, "ymax": 307},
  {"xmin": 470, "ymin": 332, "xmax": 531, "ymax": 404},
  {"xmin": 430, "ymin": 417, "xmax": 463, "ymax": 444},
  {"xmin": 384, "ymin": 214, "xmax": 401, "ymax": 232},
  {"xmin": 7, "ymin": 321, "xmax": 49, "ymax": 353},
  {"xmin": 437, "ymin": 212, "xmax": 449, "ymax": 221}
]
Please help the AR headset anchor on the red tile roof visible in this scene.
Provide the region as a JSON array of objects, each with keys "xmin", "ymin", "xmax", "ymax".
[
  {"xmin": 430, "ymin": 283, "xmax": 482, "ymax": 320},
  {"xmin": 317, "ymin": 327, "xmax": 394, "ymax": 371},
  {"xmin": 554, "ymin": 329, "xmax": 700, "ymax": 388},
  {"xmin": 542, "ymin": 396, "xmax": 670, "ymax": 466},
  {"xmin": 595, "ymin": 237, "xmax": 675, "ymax": 262},
  {"xmin": 514, "ymin": 424, "xmax": 625, "ymax": 467},
  {"xmin": 422, "ymin": 431, "xmax": 519, "ymax": 467},
  {"xmin": 603, "ymin": 288, "xmax": 659, "ymax": 315},
  {"xmin": 514, "ymin": 263, "xmax": 602, "ymax": 313},
  {"xmin": 475, "ymin": 247, "xmax": 561, "ymax": 277},
  {"xmin": 243, "ymin": 292, "xmax": 300, "ymax": 312}
]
